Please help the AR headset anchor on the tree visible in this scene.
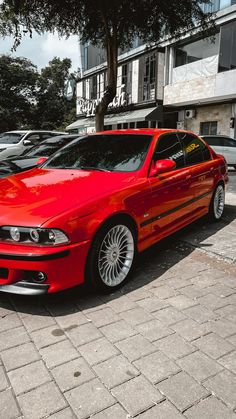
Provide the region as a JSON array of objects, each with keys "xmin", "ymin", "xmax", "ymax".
[
  {"xmin": 0, "ymin": 55, "xmax": 38, "ymax": 132},
  {"xmin": 35, "ymin": 57, "xmax": 76, "ymax": 130},
  {"xmin": 0, "ymin": 0, "xmax": 214, "ymax": 131}
]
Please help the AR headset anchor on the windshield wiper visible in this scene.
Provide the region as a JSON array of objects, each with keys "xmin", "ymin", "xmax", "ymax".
[{"xmin": 79, "ymin": 166, "xmax": 110, "ymax": 172}]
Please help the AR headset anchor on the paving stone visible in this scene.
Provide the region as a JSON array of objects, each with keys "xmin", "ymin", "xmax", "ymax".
[
  {"xmin": 125, "ymin": 288, "xmax": 153, "ymax": 301},
  {"xmin": 65, "ymin": 378, "xmax": 115, "ymax": 419},
  {"xmin": 218, "ymin": 275, "xmax": 236, "ymax": 289},
  {"xmin": 106, "ymin": 295, "xmax": 137, "ymax": 313},
  {"xmin": 137, "ymin": 296, "xmax": 169, "ymax": 313},
  {"xmin": 0, "ymin": 313, "xmax": 22, "ymax": 332},
  {"xmin": 171, "ymin": 318, "xmax": 207, "ymax": 341},
  {"xmin": 215, "ymin": 305, "xmax": 236, "ymax": 323},
  {"xmin": 165, "ymin": 277, "xmax": 193, "ymax": 290},
  {"xmin": 48, "ymin": 407, "xmax": 76, "ymax": 419},
  {"xmin": 219, "ymin": 351, "xmax": 236, "ymax": 374},
  {"xmin": 66, "ymin": 322, "xmax": 102, "ymax": 346},
  {"xmin": 10, "ymin": 299, "xmax": 48, "ymax": 318},
  {"xmin": 154, "ymin": 333, "xmax": 196, "ymax": 360},
  {"xmin": 85, "ymin": 307, "xmax": 119, "ymax": 327},
  {"xmin": 157, "ymin": 371, "xmax": 209, "ymax": 412},
  {"xmin": 79, "ymin": 337, "xmax": 119, "ymax": 365},
  {"xmin": 0, "ymin": 389, "xmax": 20, "ymax": 419},
  {"xmin": 1, "ymin": 342, "xmax": 40, "ymax": 372},
  {"xmin": 192, "ymin": 275, "xmax": 219, "ymax": 289},
  {"xmin": 135, "ymin": 319, "xmax": 174, "ymax": 342},
  {"xmin": 31, "ymin": 325, "xmax": 66, "ymax": 349},
  {"xmin": 205, "ymin": 284, "xmax": 235, "ymax": 298},
  {"xmin": 100, "ymin": 320, "xmax": 137, "ymax": 343},
  {"xmin": 22, "ymin": 314, "xmax": 56, "ymax": 332},
  {"xmin": 40, "ymin": 339, "xmax": 78, "ymax": 369},
  {"xmin": 119, "ymin": 307, "xmax": 154, "ymax": 326},
  {"xmin": 8, "ymin": 360, "xmax": 51, "ymax": 395},
  {"xmin": 167, "ymin": 295, "xmax": 197, "ymax": 310},
  {"xmin": 93, "ymin": 354, "xmax": 139, "ymax": 389},
  {"xmin": 136, "ymin": 400, "xmax": 184, "ymax": 418},
  {"xmin": 0, "ymin": 326, "xmax": 29, "ymax": 351},
  {"xmin": 224, "ymin": 294, "xmax": 236, "ymax": 305},
  {"xmin": 154, "ymin": 306, "xmax": 187, "ymax": 325},
  {"xmin": 91, "ymin": 404, "xmax": 127, "ymax": 419},
  {"xmin": 197, "ymin": 294, "xmax": 228, "ymax": 311},
  {"xmin": 134, "ymin": 351, "xmax": 180, "ymax": 384},
  {"xmin": 207, "ymin": 319, "xmax": 236, "ymax": 338},
  {"xmin": 51, "ymin": 357, "xmax": 95, "ymax": 392},
  {"xmin": 111, "ymin": 375, "xmax": 164, "ymax": 417},
  {"xmin": 184, "ymin": 305, "xmax": 217, "ymax": 324},
  {"xmin": 0, "ymin": 365, "xmax": 8, "ymax": 391},
  {"xmin": 177, "ymin": 351, "xmax": 223, "ymax": 382},
  {"xmin": 0, "ymin": 300, "xmax": 14, "ymax": 317},
  {"xmin": 227, "ymin": 334, "xmax": 236, "ymax": 346},
  {"xmin": 180, "ymin": 285, "xmax": 209, "ymax": 299},
  {"xmin": 185, "ymin": 396, "xmax": 236, "ymax": 419},
  {"xmin": 193, "ymin": 333, "xmax": 234, "ymax": 359},
  {"xmin": 152, "ymin": 285, "xmax": 178, "ymax": 299},
  {"xmin": 18, "ymin": 381, "xmax": 67, "ymax": 419},
  {"xmin": 115, "ymin": 334, "xmax": 156, "ymax": 362},
  {"xmin": 204, "ymin": 370, "xmax": 236, "ymax": 409},
  {"xmin": 55, "ymin": 311, "xmax": 89, "ymax": 329}
]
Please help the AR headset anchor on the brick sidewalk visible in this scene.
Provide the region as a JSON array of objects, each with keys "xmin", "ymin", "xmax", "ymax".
[{"xmin": 0, "ymin": 242, "xmax": 236, "ymax": 419}]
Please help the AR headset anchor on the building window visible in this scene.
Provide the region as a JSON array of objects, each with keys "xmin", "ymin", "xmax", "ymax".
[
  {"xmin": 175, "ymin": 35, "xmax": 219, "ymax": 67},
  {"xmin": 200, "ymin": 121, "xmax": 218, "ymax": 135},
  {"xmin": 143, "ymin": 54, "xmax": 156, "ymax": 101},
  {"xmin": 90, "ymin": 75, "xmax": 97, "ymax": 99},
  {"xmin": 218, "ymin": 22, "xmax": 236, "ymax": 72},
  {"xmin": 200, "ymin": 0, "xmax": 234, "ymax": 13}
]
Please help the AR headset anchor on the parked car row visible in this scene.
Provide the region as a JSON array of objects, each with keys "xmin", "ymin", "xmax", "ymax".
[{"xmin": 200, "ymin": 134, "xmax": 236, "ymax": 170}]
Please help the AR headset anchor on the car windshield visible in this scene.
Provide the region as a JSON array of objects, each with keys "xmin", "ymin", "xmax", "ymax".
[
  {"xmin": 44, "ymin": 134, "xmax": 152, "ymax": 172},
  {"xmin": 0, "ymin": 133, "xmax": 25, "ymax": 144},
  {"xmin": 24, "ymin": 136, "xmax": 77, "ymax": 157}
]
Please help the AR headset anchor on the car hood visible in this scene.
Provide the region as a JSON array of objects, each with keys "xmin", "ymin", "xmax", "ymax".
[{"xmin": 0, "ymin": 167, "xmax": 137, "ymax": 227}]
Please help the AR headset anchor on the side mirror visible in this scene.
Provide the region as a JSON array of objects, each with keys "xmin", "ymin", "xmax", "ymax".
[
  {"xmin": 36, "ymin": 157, "xmax": 48, "ymax": 166},
  {"xmin": 150, "ymin": 159, "xmax": 176, "ymax": 176},
  {"xmin": 23, "ymin": 139, "xmax": 32, "ymax": 146}
]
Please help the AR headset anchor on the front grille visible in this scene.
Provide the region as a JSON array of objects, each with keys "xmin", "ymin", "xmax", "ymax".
[{"xmin": 0, "ymin": 268, "xmax": 9, "ymax": 279}]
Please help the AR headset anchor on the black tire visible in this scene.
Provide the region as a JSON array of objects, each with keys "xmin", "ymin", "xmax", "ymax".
[
  {"xmin": 86, "ymin": 220, "xmax": 137, "ymax": 293},
  {"xmin": 208, "ymin": 183, "xmax": 225, "ymax": 222}
]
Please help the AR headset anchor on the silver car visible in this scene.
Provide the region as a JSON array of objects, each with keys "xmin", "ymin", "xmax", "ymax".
[
  {"xmin": 0, "ymin": 130, "xmax": 65, "ymax": 160},
  {"xmin": 201, "ymin": 135, "xmax": 236, "ymax": 170}
]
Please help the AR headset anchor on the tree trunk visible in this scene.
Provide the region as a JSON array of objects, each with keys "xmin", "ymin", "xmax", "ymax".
[{"xmin": 95, "ymin": 36, "xmax": 117, "ymax": 132}]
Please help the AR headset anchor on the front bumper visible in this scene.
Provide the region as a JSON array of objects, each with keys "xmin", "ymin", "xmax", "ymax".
[{"xmin": 0, "ymin": 240, "xmax": 90, "ymax": 295}]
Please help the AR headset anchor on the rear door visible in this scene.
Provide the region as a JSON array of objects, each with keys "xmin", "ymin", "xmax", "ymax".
[
  {"xmin": 222, "ymin": 137, "xmax": 236, "ymax": 166},
  {"xmin": 178, "ymin": 132, "xmax": 215, "ymax": 212}
]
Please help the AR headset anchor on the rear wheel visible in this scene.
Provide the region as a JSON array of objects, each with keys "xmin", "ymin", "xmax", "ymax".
[
  {"xmin": 208, "ymin": 183, "xmax": 225, "ymax": 221},
  {"xmin": 86, "ymin": 221, "xmax": 136, "ymax": 292}
]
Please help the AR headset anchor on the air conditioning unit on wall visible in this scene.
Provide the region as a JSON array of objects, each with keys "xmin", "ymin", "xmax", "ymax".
[{"xmin": 185, "ymin": 109, "xmax": 196, "ymax": 119}]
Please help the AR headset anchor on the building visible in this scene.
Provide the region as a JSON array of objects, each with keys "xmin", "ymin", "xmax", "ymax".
[{"xmin": 67, "ymin": 0, "xmax": 236, "ymax": 139}]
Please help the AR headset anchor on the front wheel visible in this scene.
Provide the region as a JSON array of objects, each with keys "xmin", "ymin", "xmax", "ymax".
[
  {"xmin": 86, "ymin": 222, "xmax": 136, "ymax": 292},
  {"xmin": 208, "ymin": 184, "xmax": 225, "ymax": 221}
]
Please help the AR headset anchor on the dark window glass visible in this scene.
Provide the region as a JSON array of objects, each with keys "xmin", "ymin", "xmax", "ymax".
[
  {"xmin": 25, "ymin": 136, "xmax": 77, "ymax": 157},
  {"xmin": 179, "ymin": 133, "xmax": 209, "ymax": 165},
  {"xmin": 0, "ymin": 133, "xmax": 24, "ymax": 144},
  {"xmin": 223, "ymin": 137, "xmax": 236, "ymax": 147},
  {"xmin": 27, "ymin": 134, "xmax": 41, "ymax": 145},
  {"xmin": 153, "ymin": 133, "xmax": 185, "ymax": 169},
  {"xmin": 219, "ymin": 22, "xmax": 236, "ymax": 72},
  {"xmin": 175, "ymin": 35, "xmax": 219, "ymax": 68},
  {"xmin": 202, "ymin": 136, "xmax": 223, "ymax": 146},
  {"xmin": 143, "ymin": 54, "xmax": 156, "ymax": 101},
  {"xmin": 44, "ymin": 134, "xmax": 152, "ymax": 172},
  {"xmin": 200, "ymin": 121, "xmax": 217, "ymax": 135},
  {"xmin": 129, "ymin": 122, "xmax": 135, "ymax": 128}
]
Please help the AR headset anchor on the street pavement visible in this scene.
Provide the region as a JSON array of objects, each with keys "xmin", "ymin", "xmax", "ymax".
[{"xmin": 0, "ymin": 174, "xmax": 236, "ymax": 419}]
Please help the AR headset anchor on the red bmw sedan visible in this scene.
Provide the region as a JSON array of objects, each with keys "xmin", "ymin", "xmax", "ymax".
[{"xmin": 0, "ymin": 129, "xmax": 228, "ymax": 295}]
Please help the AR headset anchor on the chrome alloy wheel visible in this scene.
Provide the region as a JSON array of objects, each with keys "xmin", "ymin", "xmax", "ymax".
[
  {"xmin": 98, "ymin": 224, "xmax": 135, "ymax": 287},
  {"xmin": 213, "ymin": 184, "xmax": 225, "ymax": 219}
]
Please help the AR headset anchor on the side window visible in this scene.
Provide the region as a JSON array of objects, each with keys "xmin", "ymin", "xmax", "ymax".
[
  {"xmin": 26, "ymin": 134, "xmax": 41, "ymax": 145},
  {"xmin": 203, "ymin": 136, "xmax": 223, "ymax": 146},
  {"xmin": 179, "ymin": 133, "xmax": 210, "ymax": 165},
  {"xmin": 153, "ymin": 133, "xmax": 185, "ymax": 169},
  {"xmin": 223, "ymin": 138, "xmax": 236, "ymax": 147},
  {"xmin": 41, "ymin": 133, "xmax": 55, "ymax": 140}
]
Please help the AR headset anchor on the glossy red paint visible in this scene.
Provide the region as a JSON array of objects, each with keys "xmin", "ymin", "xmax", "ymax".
[{"xmin": 0, "ymin": 129, "xmax": 228, "ymax": 295}]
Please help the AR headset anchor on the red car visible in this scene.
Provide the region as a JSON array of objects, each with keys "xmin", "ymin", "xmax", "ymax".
[{"xmin": 0, "ymin": 129, "xmax": 228, "ymax": 295}]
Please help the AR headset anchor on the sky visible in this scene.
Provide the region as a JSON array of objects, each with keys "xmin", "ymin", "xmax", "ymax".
[{"xmin": 0, "ymin": 31, "xmax": 81, "ymax": 71}]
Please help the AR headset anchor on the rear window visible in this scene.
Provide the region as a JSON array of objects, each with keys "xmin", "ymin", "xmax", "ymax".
[
  {"xmin": 203, "ymin": 136, "xmax": 223, "ymax": 147},
  {"xmin": 0, "ymin": 133, "xmax": 24, "ymax": 144}
]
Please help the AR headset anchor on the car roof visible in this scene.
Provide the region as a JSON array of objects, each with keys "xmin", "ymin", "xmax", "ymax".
[
  {"xmin": 37, "ymin": 134, "xmax": 80, "ymax": 145},
  {"xmin": 89, "ymin": 128, "xmax": 197, "ymax": 137},
  {"xmin": 201, "ymin": 134, "xmax": 235, "ymax": 139},
  {"xmin": 4, "ymin": 130, "xmax": 65, "ymax": 134}
]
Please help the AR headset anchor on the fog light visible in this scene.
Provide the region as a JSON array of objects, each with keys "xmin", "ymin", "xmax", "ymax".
[
  {"xmin": 10, "ymin": 227, "xmax": 20, "ymax": 242},
  {"xmin": 33, "ymin": 271, "xmax": 47, "ymax": 283}
]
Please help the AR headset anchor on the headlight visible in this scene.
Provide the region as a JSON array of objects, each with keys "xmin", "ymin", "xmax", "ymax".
[{"xmin": 0, "ymin": 226, "xmax": 69, "ymax": 246}]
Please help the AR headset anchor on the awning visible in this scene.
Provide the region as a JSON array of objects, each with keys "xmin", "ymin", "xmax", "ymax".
[{"xmin": 66, "ymin": 106, "xmax": 163, "ymax": 131}]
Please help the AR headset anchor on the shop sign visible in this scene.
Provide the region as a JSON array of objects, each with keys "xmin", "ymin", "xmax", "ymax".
[{"xmin": 76, "ymin": 84, "xmax": 128, "ymax": 117}]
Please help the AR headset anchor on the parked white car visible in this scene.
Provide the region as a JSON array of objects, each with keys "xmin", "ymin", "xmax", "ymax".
[
  {"xmin": 201, "ymin": 135, "xmax": 236, "ymax": 169},
  {"xmin": 0, "ymin": 130, "xmax": 65, "ymax": 160}
]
